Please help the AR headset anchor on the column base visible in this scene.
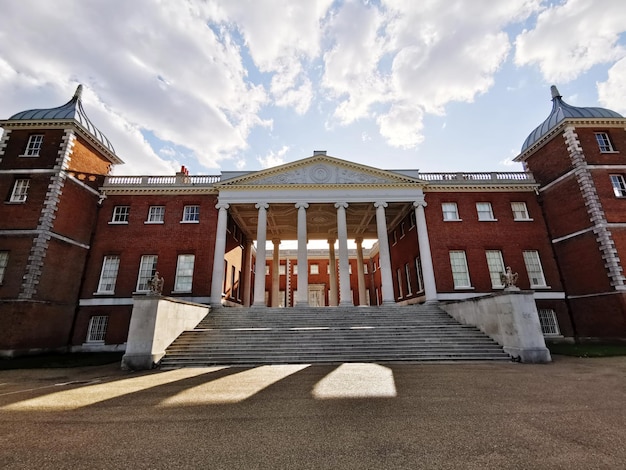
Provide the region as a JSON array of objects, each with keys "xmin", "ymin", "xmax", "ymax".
[
  {"xmin": 424, "ymin": 299, "xmax": 439, "ymax": 305},
  {"xmin": 294, "ymin": 302, "xmax": 310, "ymax": 308},
  {"xmin": 339, "ymin": 301, "xmax": 354, "ymax": 307},
  {"xmin": 251, "ymin": 303, "xmax": 267, "ymax": 308},
  {"xmin": 380, "ymin": 300, "xmax": 396, "ymax": 305}
]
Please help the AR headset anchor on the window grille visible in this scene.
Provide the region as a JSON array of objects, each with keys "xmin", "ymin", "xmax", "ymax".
[
  {"xmin": 476, "ymin": 202, "xmax": 495, "ymax": 221},
  {"xmin": 523, "ymin": 250, "xmax": 547, "ymax": 287},
  {"xmin": 0, "ymin": 251, "xmax": 8, "ymax": 284},
  {"xmin": 310, "ymin": 264, "xmax": 319, "ymax": 274},
  {"xmin": 174, "ymin": 254, "xmax": 195, "ymax": 292},
  {"xmin": 147, "ymin": 206, "xmax": 165, "ymax": 223},
  {"xmin": 485, "ymin": 250, "xmax": 505, "ymax": 288},
  {"xmin": 97, "ymin": 256, "xmax": 120, "ymax": 293},
  {"xmin": 111, "ymin": 206, "xmax": 130, "ymax": 223},
  {"xmin": 136, "ymin": 255, "xmax": 158, "ymax": 291},
  {"xmin": 396, "ymin": 268, "xmax": 403, "ymax": 298},
  {"xmin": 182, "ymin": 205, "xmax": 199, "ymax": 222},
  {"xmin": 405, "ymin": 263, "xmax": 412, "ymax": 295},
  {"xmin": 87, "ymin": 316, "xmax": 108, "ymax": 342},
  {"xmin": 415, "ymin": 256, "xmax": 424, "ymax": 292},
  {"xmin": 449, "ymin": 251, "xmax": 471, "ymax": 288},
  {"xmin": 595, "ymin": 132, "xmax": 614, "ymax": 152},
  {"xmin": 10, "ymin": 179, "xmax": 30, "ymax": 202},
  {"xmin": 24, "ymin": 135, "xmax": 44, "ymax": 156},
  {"xmin": 442, "ymin": 203, "xmax": 460, "ymax": 221},
  {"xmin": 511, "ymin": 202, "xmax": 531, "ymax": 220},
  {"xmin": 538, "ymin": 309, "xmax": 560, "ymax": 335},
  {"xmin": 610, "ymin": 175, "xmax": 626, "ymax": 197}
]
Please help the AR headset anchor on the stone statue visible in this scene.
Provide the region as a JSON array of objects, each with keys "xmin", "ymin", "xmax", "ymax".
[
  {"xmin": 148, "ymin": 272, "xmax": 164, "ymax": 295},
  {"xmin": 500, "ymin": 266, "xmax": 519, "ymax": 289}
]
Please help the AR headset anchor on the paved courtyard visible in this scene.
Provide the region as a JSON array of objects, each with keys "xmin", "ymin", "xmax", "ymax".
[{"xmin": 0, "ymin": 356, "xmax": 625, "ymax": 469}]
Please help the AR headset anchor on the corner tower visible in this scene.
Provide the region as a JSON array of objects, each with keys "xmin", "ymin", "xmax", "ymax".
[
  {"xmin": 515, "ymin": 86, "xmax": 626, "ymax": 339},
  {"xmin": 0, "ymin": 85, "xmax": 123, "ymax": 355}
]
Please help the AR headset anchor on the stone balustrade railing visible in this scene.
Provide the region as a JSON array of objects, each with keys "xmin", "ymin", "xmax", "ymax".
[
  {"xmin": 417, "ymin": 172, "xmax": 534, "ymax": 183},
  {"xmin": 104, "ymin": 174, "xmax": 222, "ymax": 186}
]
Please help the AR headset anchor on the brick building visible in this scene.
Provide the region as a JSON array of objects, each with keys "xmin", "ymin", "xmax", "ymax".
[{"xmin": 1, "ymin": 85, "xmax": 625, "ymax": 356}]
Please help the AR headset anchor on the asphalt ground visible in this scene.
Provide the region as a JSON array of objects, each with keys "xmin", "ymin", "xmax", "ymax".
[{"xmin": 0, "ymin": 356, "xmax": 625, "ymax": 469}]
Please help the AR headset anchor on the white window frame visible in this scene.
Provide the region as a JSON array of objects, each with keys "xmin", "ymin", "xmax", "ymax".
[
  {"xmin": 174, "ymin": 254, "xmax": 195, "ymax": 292},
  {"xmin": 136, "ymin": 255, "xmax": 158, "ymax": 292},
  {"xmin": 310, "ymin": 264, "xmax": 319, "ymax": 274},
  {"xmin": 0, "ymin": 251, "xmax": 8, "ymax": 284},
  {"xmin": 449, "ymin": 250, "xmax": 472, "ymax": 288},
  {"xmin": 10, "ymin": 179, "xmax": 30, "ymax": 203},
  {"xmin": 476, "ymin": 202, "xmax": 496, "ymax": 221},
  {"xmin": 442, "ymin": 202, "xmax": 460, "ymax": 221},
  {"xmin": 538, "ymin": 309, "xmax": 560, "ymax": 336},
  {"xmin": 279, "ymin": 265, "xmax": 286, "ymax": 275},
  {"xmin": 86, "ymin": 315, "xmax": 108, "ymax": 343},
  {"xmin": 405, "ymin": 263, "xmax": 412, "ymax": 295},
  {"xmin": 96, "ymin": 255, "xmax": 120, "ymax": 294},
  {"xmin": 396, "ymin": 268, "xmax": 403, "ymax": 299},
  {"xmin": 485, "ymin": 250, "xmax": 505, "ymax": 289},
  {"xmin": 400, "ymin": 222, "xmax": 406, "ymax": 238},
  {"xmin": 511, "ymin": 202, "xmax": 532, "ymax": 220},
  {"xmin": 146, "ymin": 205, "xmax": 165, "ymax": 224},
  {"xmin": 23, "ymin": 134, "xmax": 44, "ymax": 157},
  {"xmin": 293, "ymin": 264, "xmax": 298, "ymax": 275},
  {"xmin": 523, "ymin": 250, "xmax": 547, "ymax": 288},
  {"xmin": 595, "ymin": 132, "xmax": 615, "ymax": 152},
  {"xmin": 415, "ymin": 256, "xmax": 424, "ymax": 293},
  {"xmin": 392, "ymin": 230, "xmax": 398, "ymax": 245},
  {"xmin": 181, "ymin": 205, "xmax": 199, "ymax": 223},
  {"xmin": 110, "ymin": 206, "xmax": 130, "ymax": 224},
  {"xmin": 409, "ymin": 211, "xmax": 416, "ymax": 229},
  {"xmin": 265, "ymin": 265, "xmax": 270, "ymax": 275},
  {"xmin": 610, "ymin": 175, "xmax": 626, "ymax": 197},
  {"xmin": 363, "ymin": 263, "xmax": 368, "ymax": 274}
]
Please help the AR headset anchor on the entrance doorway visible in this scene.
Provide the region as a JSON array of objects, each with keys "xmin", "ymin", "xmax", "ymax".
[{"xmin": 308, "ymin": 284, "xmax": 326, "ymax": 307}]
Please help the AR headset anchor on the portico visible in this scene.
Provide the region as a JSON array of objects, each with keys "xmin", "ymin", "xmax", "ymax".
[{"xmin": 209, "ymin": 154, "xmax": 438, "ymax": 308}]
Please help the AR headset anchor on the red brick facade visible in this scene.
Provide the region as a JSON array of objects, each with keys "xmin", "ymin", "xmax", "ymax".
[{"xmin": 2, "ymin": 89, "xmax": 626, "ymax": 356}]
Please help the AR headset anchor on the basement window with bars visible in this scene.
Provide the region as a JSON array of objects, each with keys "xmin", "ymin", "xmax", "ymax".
[
  {"xmin": 538, "ymin": 309, "xmax": 560, "ymax": 336},
  {"xmin": 86, "ymin": 315, "xmax": 108, "ymax": 343}
]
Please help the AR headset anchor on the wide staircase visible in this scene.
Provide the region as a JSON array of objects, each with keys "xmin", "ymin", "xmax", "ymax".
[{"xmin": 159, "ymin": 304, "xmax": 510, "ymax": 369}]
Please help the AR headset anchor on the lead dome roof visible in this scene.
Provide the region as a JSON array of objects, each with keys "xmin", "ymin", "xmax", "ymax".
[
  {"xmin": 9, "ymin": 85, "xmax": 115, "ymax": 154},
  {"xmin": 521, "ymin": 85, "xmax": 623, "ymax": 153}
]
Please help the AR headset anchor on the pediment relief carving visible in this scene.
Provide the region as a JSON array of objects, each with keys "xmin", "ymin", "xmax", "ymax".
[{"xmin": 235, "ymin": 162, "xmax": 407, "ymax": 186}]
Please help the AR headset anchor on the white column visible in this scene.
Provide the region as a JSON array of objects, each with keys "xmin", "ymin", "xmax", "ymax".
[
  {"xmin": 374, "ymin": 201, "xmax": 395, "ymax": 304},
  {"xmin": 335, "ymin": 202, "xmax": 353, "ymax": 306},
  {"xmin": 328, "ymin": 238, "xmax": 338, "ymax": 307},
  {"xmin": 414, "ymin": 197, "xmax": 438, "ymax": 303},
  {"xmin": 271, "ymin": 238, "xmax": 281, "ymax": 307},
  {"xmin": 253, "ymin": 203, "xmax": 269, "ymax": 307},
  {"xmin": 295, "ymin": 202, "xmax": 309, "ymax": 307},
  {"xmin": 242, "ymin": 239, "xmax": 253, "ymax": 307},
  {"xmin": 355, "ymin": 237, "xmax": 367, "ymax": 306},
  {"xmin": 210, "ymin": 203, "xmax": 229, "ymax": 306}
]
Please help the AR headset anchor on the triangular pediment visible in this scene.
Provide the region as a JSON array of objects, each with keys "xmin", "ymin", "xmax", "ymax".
[{"xmin": 218, "ymin": 154, "xmax": 424, "ymax": 187}]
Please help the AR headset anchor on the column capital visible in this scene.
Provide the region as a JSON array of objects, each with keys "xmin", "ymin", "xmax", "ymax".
[
  {"xmin": 354, "ymin": 237, "xmax": 363, "ymax": 245},
  {"xmin": 215, "ymin": 202, "xmax": 230, "ymax": 210},
  {"xmin": 327, "ymin": 238, "xmax": 336, "ymax": 245},
  {"xmin": 374, "ymin": 201, "xmax": 388, "ymax": 209},
  {"xmin": 272, "ymin": 238, "xmax": 281, "ymax": 245},
  {"xmin": 413, "ymin": 197, "xmax": 427, "ymax": 209},
  {"xmin": 255, "ymin": 202, "xmax": 269, "ymax": 210},
  {"xmin": 295, "ymin": 202, "xmax": 309, "ymax": 209},
  {"xmin": 335, "ymin": 202, "xmax": 349, "ymax": 209}
]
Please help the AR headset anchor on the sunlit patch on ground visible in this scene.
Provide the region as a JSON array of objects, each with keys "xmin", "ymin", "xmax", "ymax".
[
  {"xmin": 312, "ymin": 363, "xmax": 397, "ymax": 399},
  {"xmin": 0, "ymin": 368, "xmax": 222, "ymax": 411},
  {"xmin": 158, "ymin": 364, "xmax": 310, "ymax": 406}
]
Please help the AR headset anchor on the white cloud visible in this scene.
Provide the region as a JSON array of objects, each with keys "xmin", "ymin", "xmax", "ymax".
[
  {"xmin": 321, "ymin": 0, "xmax": 540, "ymax": 148},
  {"xmin": 377, "ymin": 104, "xmax": 424, "ymax": 149},
  {"xmin": 0, "ymin": 0, "xmax": 270, "ymax": 173},
  {"xmin": 598, "ymin": 57, "xmax": 626, "ymax": 114},
  {"xmin": 257, "ymin": 145, "xmax": 290, "ymax": 168},
  {"xmin": 515, "ymin": 0, "xmax": 626, "ymax": 83}
]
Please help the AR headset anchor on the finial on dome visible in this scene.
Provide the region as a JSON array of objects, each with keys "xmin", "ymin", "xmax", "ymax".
[
  {"xmin": 550, "ymin": 85, "xmax": 561, "ymax": 100},
  {"xmin": 73, "ymin": 84, "xmax": 83, "ymax": 100}
]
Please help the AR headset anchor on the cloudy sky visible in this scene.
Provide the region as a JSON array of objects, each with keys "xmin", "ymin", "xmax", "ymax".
[{"xmin": 1, "ymin": 0, "xmax": 625, "ymax": 176}]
